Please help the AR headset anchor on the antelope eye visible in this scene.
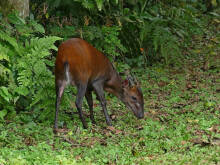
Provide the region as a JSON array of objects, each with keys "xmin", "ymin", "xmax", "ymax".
[{"xmin": 131, "ymin": 96, "xmax": 137, "ymax": 101}]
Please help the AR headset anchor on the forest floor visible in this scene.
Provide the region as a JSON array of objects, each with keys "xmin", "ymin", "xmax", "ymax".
[{"xmin": 0, "ymin": 51, "xmax": 219, "ymax": 164}]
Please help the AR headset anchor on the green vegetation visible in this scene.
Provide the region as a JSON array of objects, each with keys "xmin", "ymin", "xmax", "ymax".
[
  {"xmin": 0, "ymin": 13, "xmax": 61, "ymax": 122},
  {"xmin": 0, "ymin": 0, "xmax": 219, "ymax": 164},
  {"xmin": 0, "ymin": 59, "xmax": 219, "ymax": 164}
]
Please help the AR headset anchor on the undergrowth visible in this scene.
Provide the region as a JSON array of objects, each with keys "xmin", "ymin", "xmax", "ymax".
[
  {"xmin": 0, "ymin": 1, "xmax": 219, "ymax": 164},
  {"xmin": 0, "ymin": 55, "xmax": 219, "ymax": 164}
]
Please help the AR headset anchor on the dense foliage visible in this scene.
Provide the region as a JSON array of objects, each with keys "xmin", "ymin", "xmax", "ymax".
[
  {"xmin": 31, "ymin": 0, "xmax": 219, "ymax": 66},
  {"xmin": 0, "ymin": 13, "xmax": 61, "ymax": 120},
  {"xmin": 0, "ymin": 0, "xmax": 219, "ymax": 164},
  {"xmin": 0, "ymin": 58, "xmax": 219, "ymax": 164}
]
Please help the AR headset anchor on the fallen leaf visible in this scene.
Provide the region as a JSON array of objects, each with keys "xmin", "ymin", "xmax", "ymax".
[
  {"xmin": 150, "ymin": 110, "xmax": 157, "ymax": 115},
  {"xmin": 190, "ymin": 138, "xmax": 210, "ymax": 146},
  {"xmin": 139, "ymin": 137, "xmax": 144, "ymax": 141},
  {"xmin": 136, "ymin": 126, "xmax": 144, "ymax": 130},
  {"xmin": 186, "ymin": 82, "xmax": 193, "ymax": 89},
  {"xmin": 160, "ymin": 127, "xmax": 165, "ymax": 131},
  {"xmin": 75, "ymin": 155, "xmax": 81, "ymax": 160},
  {"xmin": 211, "ymin": 137, "xmax": 220, "ymax": 146},
  {"xmin": 202, "ymin": 61, "xmax": 209, "ymax": 71},
  {"xmin": 106, "ymin": 126, "xmax": 123, "ymax": 135},
  {"xmin": 103, "ymin": 129, "xmax": 111, "ymax": 137},
  {"xmin": 158, "ymin": 80, "xmax": 168, "ymax": 87},
  {"xmin": 110, "ymin": 114, "xmax": 116, "ymax": 120},
  {"xmin": 54, "ymin": 128, "xmax": 69, "ymax": 134},
  {"xmin": 207, "ymin": 125, "xmax": 219, "ymax": 133},
  {"xmin": 148, "ymin": 155, "xmax": 154, "ymax": 160},
  {"xmin": 181, "ymin": 141, "xmax": 187, "ymax": 145},
  {"xmin": 115, "ymin": 129, "xmax": 122, "ymax": 135},
  {"xmin": 107, "ymin": 126, "xmax": 115, "ymax": 132},
  {"xmin": 100, "ymin": 140, "xmax": 107, "ymax": 146}
]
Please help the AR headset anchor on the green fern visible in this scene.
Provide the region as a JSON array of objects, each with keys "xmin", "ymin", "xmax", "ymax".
[
  {"xmin": 0, "ymin": 48, "xmax": 10, "ymax": 80},
  {"xmin": 0, "ymin": 32, "xmax": 22, "ymax": 56},
  {"xmin": 139, "ymin": 18, "xmax": 181, "ymax": 65},
  {"xmin": 0, "ymin": 15, "xmax": 62, "ymax": 120}
]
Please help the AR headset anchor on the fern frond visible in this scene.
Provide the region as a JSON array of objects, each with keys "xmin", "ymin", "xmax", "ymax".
[{"xmin": 0, "ymin": 32, "xmax": 22, "ymax": 56}]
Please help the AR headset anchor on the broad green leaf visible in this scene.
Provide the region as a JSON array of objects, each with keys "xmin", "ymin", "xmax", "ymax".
[
  {"xmin": 0, "ymin": 53, "xmax": 9, "ymax": 61},
  {"xmin": 96, "ymin": 0, "xmax": 103, "ymax": 11},
  {"xmin": 211, "ymin": 0, "xmax": 217, "ymax": 6},
  {"xmin": 14, "ymin": 86, "xmax": 29, "ymax": 96},
  {"xmin": 8, "ymin": 13, "xmax": 26, "ymax": 25},
  {"xmin": 32, "ymin": 22, "xmax": 45, "ymax": 34},
  {"xmin": 0, "ymin": 109, "xmax": 7, "ymax": 120},
  {"xmin": 0, "ymin": 87, "xmax": 11, "ymax": 102}
]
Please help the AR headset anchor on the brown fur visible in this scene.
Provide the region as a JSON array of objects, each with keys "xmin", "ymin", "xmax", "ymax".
[{"xmin": 54, "ymin": 38, "xmax": 144, "ymax": 131}]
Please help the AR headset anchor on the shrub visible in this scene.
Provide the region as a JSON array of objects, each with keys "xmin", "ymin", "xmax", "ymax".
[{"xmin": 0, "ymin": 13, "xmax": 61, "ymax": 121}]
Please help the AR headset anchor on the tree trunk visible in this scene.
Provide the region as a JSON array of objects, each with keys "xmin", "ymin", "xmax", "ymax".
[{"xmin": 9, "ymin": 0, "xmax": 29, "ymax": 18}]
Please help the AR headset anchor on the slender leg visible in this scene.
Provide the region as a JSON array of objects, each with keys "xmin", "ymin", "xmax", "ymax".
[
  {"xmin": 92, "ymin": 81, "xmax": 112, "ymax": 126},
  {"xmin": 75, "ymin": 84, "xmax": 88, "ymax": 129},
  {"xmin": 85, "ymin": 90, "xmax": 96, "ymax": 124},
  {"xmin": 54, "ymin": 82, "xmax": 66, "ymax": 132}
]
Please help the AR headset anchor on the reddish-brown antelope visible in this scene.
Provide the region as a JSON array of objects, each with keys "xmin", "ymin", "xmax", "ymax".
[{"xmin": 54, "ymin": 38, "xmax": 144, "ymax": 132}]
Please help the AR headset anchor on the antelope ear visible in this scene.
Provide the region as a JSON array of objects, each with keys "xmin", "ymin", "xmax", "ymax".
[
  {"xmin": 127, "ymin": 75, "xmax": 136, "ymax": 87},
  {"xmin": 122, "ymin": 79, "xmax": 129, "ymax": 88}
]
